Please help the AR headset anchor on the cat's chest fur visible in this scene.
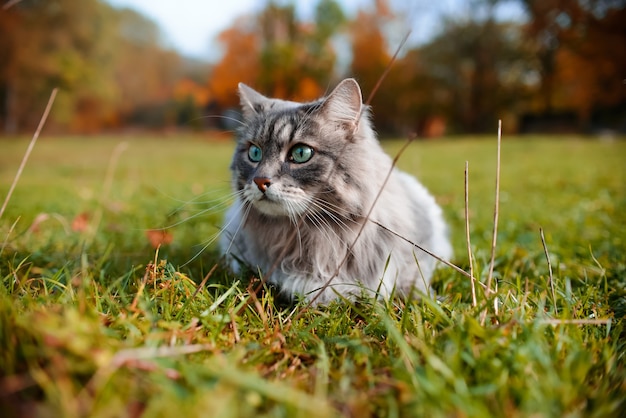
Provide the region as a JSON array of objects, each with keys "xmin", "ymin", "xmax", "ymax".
[{"xmin": 219, "ymin": 78, "xmax": 452, "ymax": 305}]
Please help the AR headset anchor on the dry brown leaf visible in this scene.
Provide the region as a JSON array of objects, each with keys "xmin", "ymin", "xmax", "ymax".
[
  {"xmin": 146, "ymin": 229, "xmax": 173, "ymax": 248},
  {"xmin": 72, "ymin": 212, "xmax": 90, "ymax": 232}
]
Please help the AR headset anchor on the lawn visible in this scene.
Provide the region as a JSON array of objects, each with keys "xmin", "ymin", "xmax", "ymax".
[{"xmin": 1, "ymin": 134, "xmax": 625, "ymax": 417}]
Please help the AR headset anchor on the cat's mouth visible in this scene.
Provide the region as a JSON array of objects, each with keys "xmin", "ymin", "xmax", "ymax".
[
  {"xmin": 252, "ymin": 198, "xmax": 290, "ymax": 217},
  {"xmin": 244, "ymin": 184, "xmax": 308, "ymax": 217}
]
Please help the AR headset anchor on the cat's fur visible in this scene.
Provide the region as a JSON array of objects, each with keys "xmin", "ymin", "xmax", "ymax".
[{"xmin": 220, "ymin": 78, "xmax": 452, "ymax": 305}]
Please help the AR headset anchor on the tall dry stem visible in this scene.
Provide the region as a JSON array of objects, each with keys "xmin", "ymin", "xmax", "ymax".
[
  {"xmin": 0, "ymin": 88, "xmax": 58, "ymax": 221},
  {"xmin": 485, "ymin": 120, "xmax": 502, "ymax": 297},
  {"xmin": 465, "ymin": 161, "xmax": 477, "ymax": 307},
  {"xmin": 540, "ymin": 227, "xmax": 558, "ymax": 314}
]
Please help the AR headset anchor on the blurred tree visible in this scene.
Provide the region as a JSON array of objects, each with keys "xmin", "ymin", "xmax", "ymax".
[
  {"xmin": 0, "ymin": 0, "xmax": 119, "ymax": 133},
  {"xmin": 417, "ymin": 16, "xmax": 530, "ymax": 133},
  {"xmin": 112, "ymin": 8, "xmax": 183, "ymax": 129},
  {"xmin": 0, "ymin": 0, "xmax": 196, "ymax": 133},
  {"xmin": 209, "ymin": 17, "xmax": 261, "ymax": 109},
  {"xmin": 348, "ymin": 1, "xmax": 395, "ymax": 132},
  {"xmin": 519, "ymin": 0, "xmax": 626, "ymax": 128},
  {"xmin": 208, "ymin": 0, "xmax": 345, "ymax": 110},
  {"xmin": 257, "ymin": 0, "xmax": 344, "ymax": 100}
]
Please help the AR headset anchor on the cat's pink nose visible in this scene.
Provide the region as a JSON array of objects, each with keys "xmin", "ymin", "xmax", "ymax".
[{"xmin": 253, "ymin": 177, "xmax": 271, "ymax": 192}]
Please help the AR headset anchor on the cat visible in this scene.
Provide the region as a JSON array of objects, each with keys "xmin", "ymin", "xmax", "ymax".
[{"xmin": 219, "ymin": 78, "xmax": 452, "ymax": 305}]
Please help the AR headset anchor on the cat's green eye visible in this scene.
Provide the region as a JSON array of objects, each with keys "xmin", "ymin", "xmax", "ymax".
[
  {"xmin": 290, "ymin": 144, "xmax": 314, "ymax": 164},
  {"xmin": 248, "ymin": 144, "xmax": 262, "ymax": 162}
]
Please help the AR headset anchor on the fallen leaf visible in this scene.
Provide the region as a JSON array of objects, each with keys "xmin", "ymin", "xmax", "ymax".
[
  {"xmin": 146, "ymin": 229, "xmax": 173, "ymax": 248},
  {"xmin": 72, "ymin": 212, "xmax": 90, "ymax": 232}
]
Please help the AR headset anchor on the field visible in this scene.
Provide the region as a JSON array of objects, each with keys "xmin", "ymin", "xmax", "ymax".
[{"xmin": 1, "ymin": 134, "xmax": 625, "ymax": 417}]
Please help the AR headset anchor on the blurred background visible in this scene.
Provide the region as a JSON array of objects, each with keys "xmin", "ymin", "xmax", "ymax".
[{"xmin": 0, "ymin": 0, "xmax": 624, "ymax": 137}]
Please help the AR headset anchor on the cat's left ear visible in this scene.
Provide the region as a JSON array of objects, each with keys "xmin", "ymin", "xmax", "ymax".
[
  {"xmin": 238, "ymin": 83, "xmax": 271, "ymax": 120},
  {"xmin": 321, "ymin": 78, "xmax": 363, "ymax": 131}
]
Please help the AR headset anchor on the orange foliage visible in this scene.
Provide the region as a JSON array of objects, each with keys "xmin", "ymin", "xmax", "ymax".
[
  {"xmin": 209, "ymin": 20, "xmax": 261, "ymax": 109},
  {"xmin": 174, "ymin": 78, "xmax": 211, "ymax": 107},
  {"xmin": 293, "ymin": 77, "xmax": 323, "ymax": 102}
]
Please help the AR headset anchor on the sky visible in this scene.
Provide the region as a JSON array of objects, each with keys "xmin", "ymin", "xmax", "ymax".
[
  {"xmin": 105, "ymin": 0, "xmax": 368, "ymax": 60},
  {"xmin": 104, "ymin": 0, "xmax": 526, "ymax": 61}
]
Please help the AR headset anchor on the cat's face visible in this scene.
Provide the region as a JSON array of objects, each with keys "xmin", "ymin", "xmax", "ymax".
[{"xmin": 231, "ymin": 79, "xmax": 369, "ymax": 219}]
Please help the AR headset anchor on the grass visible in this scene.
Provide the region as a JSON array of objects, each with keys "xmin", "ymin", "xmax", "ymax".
[{"xmin": 0, "ymin": 134, "xmax": 625, "ymax": 417}]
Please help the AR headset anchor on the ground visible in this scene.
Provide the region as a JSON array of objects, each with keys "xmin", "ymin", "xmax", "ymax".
[{"xmin": 0, "ymin": 134, "xmax": 624, "ymax": 417}]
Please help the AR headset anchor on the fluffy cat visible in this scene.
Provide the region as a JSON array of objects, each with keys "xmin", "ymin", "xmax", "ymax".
[{"xmin": 220, "ymin": 78, "xmax": 452, "ymax": 305}]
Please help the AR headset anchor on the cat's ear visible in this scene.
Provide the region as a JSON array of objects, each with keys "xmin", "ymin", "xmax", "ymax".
[
  {"xmin": 321, "ymin": 78, "xmax": 363, "ymax": 131},
  {"xmin": 238, "ymin": 83, "xmax": 271, "ymax": 120}
]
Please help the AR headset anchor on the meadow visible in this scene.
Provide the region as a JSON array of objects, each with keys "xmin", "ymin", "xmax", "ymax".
[{"xmin": 0, "ymin": 134, "xmax": 624, "ymax": 417}]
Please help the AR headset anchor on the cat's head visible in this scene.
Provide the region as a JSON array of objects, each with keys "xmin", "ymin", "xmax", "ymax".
[{"xmin": 231, "ymin": 78, "xmax": 379, "ymax": 219}]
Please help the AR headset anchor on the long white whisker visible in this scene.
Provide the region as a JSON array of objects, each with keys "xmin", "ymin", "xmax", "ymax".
[
  {"xmin": 223, "ymin": 200, "xmax": 252, "ymax": 256},
  {"xmin": 154, "ymin": 190, "xmax": 245, "ymax": 230},
  {"xmin": 181, "ymin": 198, "xmax": 250, "ymax": 268}
]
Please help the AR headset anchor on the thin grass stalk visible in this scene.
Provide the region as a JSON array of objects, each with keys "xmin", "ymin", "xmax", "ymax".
[
  {"xmin": 304, "ymin": 136, "xmax": 415, "ymax": 307},
  {"xmin": 2, "ymin": 0, "xmax": 24, "ymax": 10},
  {"xmin": 465, "ymin": 161, "xmax": 477, "ymax": 307},
  {"xmin": 540, "ymin": 227, "xmax": 558, "ymax": 315},
  {"xmin": 87, "ymin": 141, "xmax": 128, "ymax": 245},
  {"xmin": 370, "ymin": 220, "xmax": 484, "ymax": 287},
  {"xmin": 244, "ymin": 30, "xmax": 413, "ymax": 323},
  {"xmin": 485, "ymin": 120, "xmax": 502, "ymax": 296},
  {"xmin": 0, "ymin": 88, "xmax": 58, "ymax": 221}
]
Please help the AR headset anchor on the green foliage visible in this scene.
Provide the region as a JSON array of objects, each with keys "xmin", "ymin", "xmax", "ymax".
[{"xmin": 0, "ymin": 136, "xmax": 624, "ymax": 417}]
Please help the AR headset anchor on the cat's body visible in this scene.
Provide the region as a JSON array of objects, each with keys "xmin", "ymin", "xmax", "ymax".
[{"xmin": 220, "ymin": 79, "xmax": 452, "ymax": 304}]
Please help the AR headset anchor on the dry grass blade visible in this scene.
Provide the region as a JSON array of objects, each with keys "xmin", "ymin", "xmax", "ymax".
[
  {"xmin": 485, "ymin": 120, "xmax": 502, "ymax": 297},
  {"xmin": 2, "ymin": 0, "xmax": 23, "ymax": 10},
  {"xmin": 371, "ymin": 220, "xmax": 485, "ymax": 290},
  {"xmin": 539, "ymin": 319, "xmax": 611, "ymax": 326},
  {"xmin": 364, "ymin": 30, "xmax": 411, "ymax": 106},
  {"xmin": 0, "ymin": 88, "xmax": 58, "ymax": 221},
  {"xmin": 540, "ymin": 227, "xmax": 558, "ymax": 314},
  {"xmin": 87, "ymin": 141, "xmax": 128, "ymax": 244},
  {"xmin": 465, "ymin": 161, "xmax": 477, "ymax": 307},
  {"xmin": 300, "ymin": 31, "xmax": 412, "ymax": 307},
  {"xmin": 241, "ymin": 30, "xmax": 413, "ymax": 318},
  {"xmin": 0, "ymin": 216, "xmax": 20, "ymax": 257},
  {"xmin": 303, "ymin": 136, "xmax": 415, "ymax": 308}
]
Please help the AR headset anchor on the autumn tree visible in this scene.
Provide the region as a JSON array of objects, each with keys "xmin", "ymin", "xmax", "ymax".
[
  {"xmin": 209, "ymin": 17, "xmax": 262, "ymax": 109},
  {"xmin": 417, "ymin": 16, "xmax": 530, "ymax": 133},
  {"xmin": 257, "ymin": 0, "xmax": 345, "ymax": 100},
  {"xmin": 348, "ymin": 1, "xmax": 396, "ymax": 133},
  {"xmin": 519, "ymin": 0, "xmax": 626, "ymax": 128},
  {"xmin": 0, "ymin": 0, "xmax": 198, "ymax": 133},
  {"xmin": 112, "ymin": 8, "xmax": 183, "ymax": 129},
  {"xmin": 208, "ymin": 0, "xmax": 346, "ymax": 111},
  {"xmin": 0, "ymin": 0, "xmax": 119, "ymax": 133}
]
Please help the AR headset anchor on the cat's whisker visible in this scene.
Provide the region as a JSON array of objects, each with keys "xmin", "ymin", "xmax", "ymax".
[
  {"xmin": 193, "ymin": 114, "xmax": 246, "ymax": 128},
  {"xmin": 310, "ymin": 196, "xmax": 360, "ymax": 220},
  {"xmin": 180, "ymin": 199, "xmax": 251, "ymax": 268},
  {"xmin": 163, "ymin": 188, "xmax": 244, "ymax": 220},
  {"xmin": 285, "ymin": 200, "xmax": 304, "ymax": 257},
  {"xmin": 304, "ymin": 207, "xmax": 352, "ymax": 249},
  {"xmin": 156, "ymin": 190, "xmax": 245, "ymax": 230},
  {"xmin": 222, "ymin": 201, "xmax": 252, "ymax": 257},
  {"xmin": 305, "ymin": 213, "xmax": 337, "ymax": 249},
  {"xmin": 180, "ymin": 231, "xmax": 222, "ymax": 268},
  {"xmin": 156, "ymin": 185, "xmax": 238, "ymax": 223},
  {"xmin": 307, "ymin": 199, "xmax": 357, "ymax": 234}
]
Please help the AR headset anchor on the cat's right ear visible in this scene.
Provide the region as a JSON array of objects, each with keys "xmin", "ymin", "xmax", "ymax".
[
  {"xmin": 238, "ymin": 83, "xmax": 270, "ymax": 120},
  {"xmin": 321, "ymin": 78, "xmax": 363, "ymax": 132}
]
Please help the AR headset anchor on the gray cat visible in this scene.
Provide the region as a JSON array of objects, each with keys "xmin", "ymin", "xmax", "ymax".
[{"xmin": 220, "ymin": 78, "xmax": 452, "ymax": 305}]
